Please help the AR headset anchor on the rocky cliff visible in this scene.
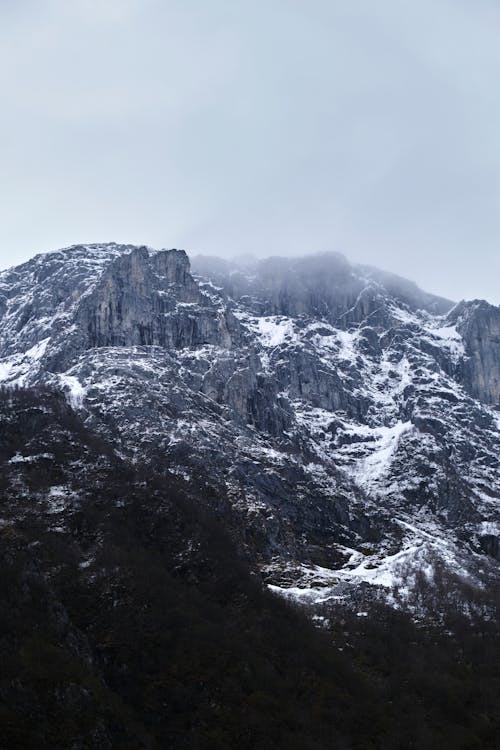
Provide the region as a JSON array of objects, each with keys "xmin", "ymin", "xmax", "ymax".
[{"xmin": 450, "ymin": 299, "xmax": 500, "ymax": 405}]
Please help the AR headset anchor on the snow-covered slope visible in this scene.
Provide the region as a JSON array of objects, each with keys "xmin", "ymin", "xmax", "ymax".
[{"xmin": 0, "ymin": 244, "xmax": 498, "ymax": 609}]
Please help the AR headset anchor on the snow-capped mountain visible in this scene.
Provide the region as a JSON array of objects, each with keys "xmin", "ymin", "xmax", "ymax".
[{"xmin": 0, "ymin": 243, "xmax": 498, "ymax": 608}]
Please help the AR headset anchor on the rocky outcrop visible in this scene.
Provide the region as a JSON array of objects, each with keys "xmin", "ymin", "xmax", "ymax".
[
  {"xmin": 200, "ymin": 352, "xmax": 294, "ymax": 435},
  {"xmin": 78, "ymin": 247, "xmax": 241, "ymax": 350},
  {"xmin": 452, "ymin": 300, "xmax": 500, "ymax": 405}
]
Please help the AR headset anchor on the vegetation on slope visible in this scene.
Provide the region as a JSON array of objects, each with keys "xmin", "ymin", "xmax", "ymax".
[{"xmin": 0, "ymin": 388, "xmax": 498, "ymax": 749}]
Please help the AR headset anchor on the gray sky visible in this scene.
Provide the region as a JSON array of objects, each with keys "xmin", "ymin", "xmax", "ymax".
[{"xmin": 1, "ymin": 0, "xmax": 499, "ymax": 303}]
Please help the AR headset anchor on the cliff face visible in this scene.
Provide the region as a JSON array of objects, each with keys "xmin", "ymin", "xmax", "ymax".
[
  {"xmin": 77, "ymin": 247, "xmax": 240, "ymax": 350},
  {"xmin": 191, "ymin": 253, "xmax": 453, "ymax": 324},
  {"xmin": 0, "ymin": 244, "xmax": 498, "ymax": 604},
  {"xmin": 451, "ymin": 300, "xmax": 500, "ymax": 406}
]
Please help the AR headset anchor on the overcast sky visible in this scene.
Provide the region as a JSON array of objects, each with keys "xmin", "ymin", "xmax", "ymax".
[{"xmin": 1, "ymin": 1, "xmax": 499, "ymax": 302}]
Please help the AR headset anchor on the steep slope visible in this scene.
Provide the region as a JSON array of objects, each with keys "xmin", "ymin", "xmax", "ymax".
[
  {"xmin": 1, "ymin": 388, "xmax": 497, "ymax": 750},
  {"xmin": 0, "ymin": 244, "xmax": 498, "ymax": 609},
  {"xmin": 0, "ymin": 388, "xmax": 378, "ymax": 749}
]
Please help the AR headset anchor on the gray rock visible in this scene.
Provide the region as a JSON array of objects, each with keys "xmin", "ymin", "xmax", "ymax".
[{"xmin": 451, "ymin": 300, "xmax": 500, "ymax": 405}]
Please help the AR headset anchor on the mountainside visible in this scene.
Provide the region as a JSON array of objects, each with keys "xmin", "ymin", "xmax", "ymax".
[
  {"xmin": 1, "ymin": 387, "xmax": 497, "ymax": 749},
  {"xmin": 0, "ymin": 243, "xmax": 499, "ymax": 611}
]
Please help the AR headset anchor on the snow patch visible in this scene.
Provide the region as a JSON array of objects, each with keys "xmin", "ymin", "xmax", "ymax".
[
  {"xmin": 0, "ymin": 337, "xmax": 50, "ymax": 385},
  {"xmin": 9, "ymin": 452, "xmax": 54, "ymax": 464},
  {"xmin": 335, "ymin": 329, "xmax": 358, "ymax": 362},
  {"xmin": 59, "ymin": 374, "xmax": 87, "ymax": 408},
  {"xmin": 234, "ymin": 311, "xmax": 295, "ymax": 348},
  {"xmin": 479, "ymin": 520, "xmax": 499, "ymax": 536},
  {"xmin": 255, "ymin": 316, "xmax": 295, "ymax": 347},
  {"xmin": 427, "ymin": 323, "xmax": 465, "ymax": 360},
  {"xmin": 350, "ymin": 421, "xmax": 413, "ymax": 489}
]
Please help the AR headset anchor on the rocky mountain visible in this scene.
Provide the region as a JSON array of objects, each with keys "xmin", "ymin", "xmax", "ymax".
[{"xmin": 0, "ymin": 243, "xmax": 499, "ymax": 612}]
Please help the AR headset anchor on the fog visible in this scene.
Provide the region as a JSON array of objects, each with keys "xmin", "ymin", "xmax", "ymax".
[{"xmin": 1, "ymin": 0, "xmax": 499, "ymax": 303}]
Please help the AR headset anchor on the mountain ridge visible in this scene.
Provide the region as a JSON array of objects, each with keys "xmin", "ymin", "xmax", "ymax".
[{"xmin": 0, "ymin": 242, "xmax": 498, "ymax": 613}]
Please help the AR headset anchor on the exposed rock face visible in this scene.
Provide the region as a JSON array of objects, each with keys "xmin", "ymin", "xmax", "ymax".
[
  {"xmin": 450, "ymin": 300, "xmax": 500, "ymax": 406},
  {"xmin": 0, "ymin": 244, "xmax": 244, "ymax": 376},
  {"xmin": 0, "ymin": 243, "xmax": 498, "ymax": 603},
  {"xmin": 78, "ymin": 246, "xmax": 240, "ymax": 350}
]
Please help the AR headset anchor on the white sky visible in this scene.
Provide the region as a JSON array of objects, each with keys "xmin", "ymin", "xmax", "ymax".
[{"xmin": 1, "ymin": 0, "xmax": 499, "ymax": 303}]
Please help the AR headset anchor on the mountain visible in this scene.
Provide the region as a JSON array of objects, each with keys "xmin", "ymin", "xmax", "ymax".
[
  {"xmin": 1, "ymin": 243, "xmax": 499, "ymax": 748},
  {"xmin": 0, "ymin": 243, "xmax": 499, "ymax": 611}
]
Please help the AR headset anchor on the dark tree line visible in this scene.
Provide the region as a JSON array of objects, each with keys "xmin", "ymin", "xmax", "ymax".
[{"xmin": 0, "ymin": 387, "xmax": 498, "ymax": 749}]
